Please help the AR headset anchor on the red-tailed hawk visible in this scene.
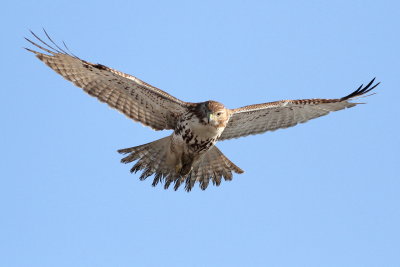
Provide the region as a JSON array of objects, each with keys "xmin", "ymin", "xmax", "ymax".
[{"xmin": 26, "ymin": 31, "xmax": 379, "ymax": 191}]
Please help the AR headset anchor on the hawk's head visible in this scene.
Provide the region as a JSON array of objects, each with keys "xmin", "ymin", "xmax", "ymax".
[{"xmin": 194, "ymin": 101, "xmax": 231, "ymax": 128}]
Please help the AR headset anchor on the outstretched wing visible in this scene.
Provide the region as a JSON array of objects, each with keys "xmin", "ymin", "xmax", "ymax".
[
  {"xmin": 25, "ymin": 30, "xmax": 190, "ymax": 130},
  {"xmin": 219, "ymin": 79, "xmax": 379, "ymax": 140}
]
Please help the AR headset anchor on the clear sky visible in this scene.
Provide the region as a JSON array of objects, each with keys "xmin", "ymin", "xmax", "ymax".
[{"xmin": 2, "ymin": 0, "xmax": 400, "ymax": 266}]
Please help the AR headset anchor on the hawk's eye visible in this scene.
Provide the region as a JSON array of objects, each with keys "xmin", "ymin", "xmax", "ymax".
[{"xmin": 216, "ymin": 112, "xmax": 222, "ymax": 116}]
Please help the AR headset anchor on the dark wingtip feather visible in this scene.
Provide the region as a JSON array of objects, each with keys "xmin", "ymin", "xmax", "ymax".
[
  {"xmin": 42, "ymin": 28, "xmax": 70, "ymax": 55},
  {"xmin": 25, "ymin": 29, "xmax": 78, "ymax": 58},
  {"xmin": 341, "ymin": 78, "xmax": 380, "ymax": 101}
]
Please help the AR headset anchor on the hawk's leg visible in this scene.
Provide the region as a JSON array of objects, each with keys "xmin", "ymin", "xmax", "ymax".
[{"xmin": 178, "ymin": 153, "xmax": 196, "ymax": 177}]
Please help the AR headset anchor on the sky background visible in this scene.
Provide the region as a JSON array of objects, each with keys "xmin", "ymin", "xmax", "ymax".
[{"xmin": 2, "ymin": 0, "xmax": 400, "ymax": 266}]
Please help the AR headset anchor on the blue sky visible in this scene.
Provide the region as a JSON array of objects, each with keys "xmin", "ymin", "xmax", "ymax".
[{"xmin": 2, "ymin": 0, "xmax": 400, "ymax": 266}]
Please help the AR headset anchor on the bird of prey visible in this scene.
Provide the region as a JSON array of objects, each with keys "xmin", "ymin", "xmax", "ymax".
[{"xmin": 25, "ymin": 31, "xmax": 379, "ymax": 191}]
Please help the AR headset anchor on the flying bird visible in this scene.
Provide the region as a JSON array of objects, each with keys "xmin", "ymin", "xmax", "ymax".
[{"xmin": 25, "ymin": 31, "xmax": 380, "ymax": 191}]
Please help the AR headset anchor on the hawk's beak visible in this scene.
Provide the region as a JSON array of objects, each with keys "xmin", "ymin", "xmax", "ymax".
[{"xmin": 207, "ymin": 112, "xmax": 214, "ymax": 124}]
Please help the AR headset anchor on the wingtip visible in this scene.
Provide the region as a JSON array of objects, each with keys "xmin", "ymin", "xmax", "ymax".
[
  {"xmin": 25, "ymin": 29, "xmax": 74, "ymax": 56},
  {"xmin": 23, "ymin": 46, "xmax": 33, "ymax": 52},
  {"xmin": 341, "ymin": 78, "xmax": 380, "ymax": 101}
]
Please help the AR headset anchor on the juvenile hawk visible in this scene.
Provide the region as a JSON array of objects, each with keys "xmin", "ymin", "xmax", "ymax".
[{"xmin": 26, "ymin": 31, "xmax": 379, "ymax": 191}]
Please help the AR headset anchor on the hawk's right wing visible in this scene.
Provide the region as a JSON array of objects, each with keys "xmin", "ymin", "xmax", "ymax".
[{"xmin": 26, "ymin": 31, "xmax": 191, "ymax": 130}]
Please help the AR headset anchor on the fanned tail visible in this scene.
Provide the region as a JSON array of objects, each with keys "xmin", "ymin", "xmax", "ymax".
[{"xmin": 118, "ymin": 138, "xmax": 243, "ymax": 191}]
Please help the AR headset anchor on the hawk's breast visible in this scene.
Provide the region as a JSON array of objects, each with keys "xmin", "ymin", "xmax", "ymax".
[{"xmin": 174, "ymin": 113, "xmax": 225, "ymax": 153}]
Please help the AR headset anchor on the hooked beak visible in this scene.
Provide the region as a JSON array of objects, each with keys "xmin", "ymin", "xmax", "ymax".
[{"xmin": 207, "ymin": 112, "xmax": 214, "ymax": 124}]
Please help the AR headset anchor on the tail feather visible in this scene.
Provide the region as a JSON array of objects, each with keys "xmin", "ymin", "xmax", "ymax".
[
  {"xmin": 118, "ymin": 136, "xmax": 174, "ymax": 184},
  {"xmin": 118, "ymin": 137, "xmax": 244, "ymax": 191},
  {"xmin": 185, "ymin": 146, "xmax": 244, "ymax": 191}
]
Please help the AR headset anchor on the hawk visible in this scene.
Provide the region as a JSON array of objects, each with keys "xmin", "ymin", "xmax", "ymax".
[{"xmin": 26, "ymin": 31, "xmax": 380, "ymax": 191}]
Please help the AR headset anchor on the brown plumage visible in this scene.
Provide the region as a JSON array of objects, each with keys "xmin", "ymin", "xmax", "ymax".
[{"xmin": 26, "ymin": 30, "xmax": 380, "ymax": 191}]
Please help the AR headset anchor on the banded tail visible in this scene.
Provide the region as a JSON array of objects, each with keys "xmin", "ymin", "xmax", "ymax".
[{"xmin": 118, "ymin": 136, "xmax": 243, "ymax": 191}]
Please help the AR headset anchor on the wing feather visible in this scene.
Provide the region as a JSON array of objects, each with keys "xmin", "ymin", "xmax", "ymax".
[
  {"xmin": 26, "ymin": 31, "xmax": 191, "ymax": 130},
  {"xmin": 219, "ymin": 79, "xmax": 379, "ymax": 140}
]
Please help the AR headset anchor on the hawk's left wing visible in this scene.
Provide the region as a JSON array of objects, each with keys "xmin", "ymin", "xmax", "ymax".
[{"xmin": 219, "ymin": 79, "xmax": 379, "ymax": 140}]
